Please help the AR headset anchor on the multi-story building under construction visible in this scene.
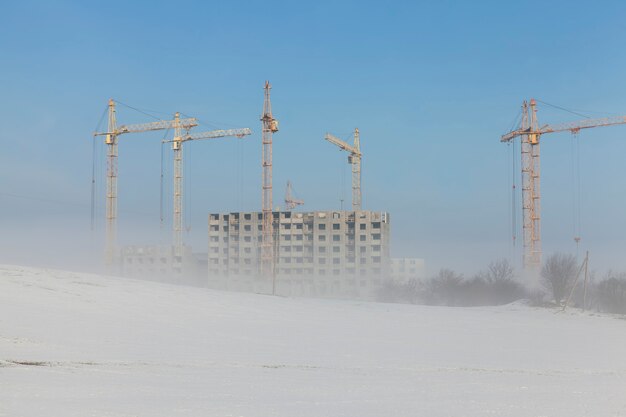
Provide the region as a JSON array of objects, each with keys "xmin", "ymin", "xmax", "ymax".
[
  {"xmin": 119, "ymin": 245, "xmax": 207, "ymax": 286},
  {"xmin": 208, "ymin": 210, "xmax": 390, "ymax": 299}
]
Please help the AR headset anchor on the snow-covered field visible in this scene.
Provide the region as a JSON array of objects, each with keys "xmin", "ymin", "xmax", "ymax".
[{"xmin": 1, "ymin": 265, "xmax": 625, "ymax": 417}]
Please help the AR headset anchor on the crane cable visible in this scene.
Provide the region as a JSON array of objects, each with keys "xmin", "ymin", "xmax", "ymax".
[
  {"xmin": 340, "ymin": 131, "xmax": 353, "ymax": 210},
  {"xmin": 159, "ymin": 128, "xmax": 173, "ymax": 246},
  {"xmin": 159, "ymin": 134, "xmax": 166, "ymax": 232},
  {"xmin": 161, "ymin": 132, "xmax": 173, "ymax": 243},
  {"xmin": 185, "ymin": 139, "xmax": 191, "ymax": 233},
  {"xmin": 91, "ymin": 105, "xmax": 109, "ymax": 231},
  {"xmin": 505, "ymin": 107, "xmax": 522, "ymax": 251},
  {"xmin": 239, "ymin": 132, "xmax": 244, "ymax": 211},
  {"xmin": 535, "ymin": 99, "xmax": 621, "ymax": 118},
  {"xmin": 533, "ymin": 98, "xmax": 624, "ymax": 259},
  {"xmin": 340, "ymin": 153, "xmax": 346, "ymax": 210},
  {"xmin": 95, "ymin": 100, "xmax": 191, "ymax": 240},
  {"xmin": 181, "ymin": 111, "xmax": 240, "ymax": 130},
  {"xmin": 511, "ymin": 137, "xmax": 517, "ymax": 248},
  {"xmin": 571, "ymin": 132, "xmax": 582, "ymax": 257},
  {"xmin": 535, "ymin": 99, "xmax": 591, "ymax": 119},
  {"xmin": 114, "ymin": 100, "xmax": 165, "ymax": 121},
  {"xmin": 234, "ymin": 129, "xmax": 242, "ymax": 210},
  {"xmin": 535, "ymin": 99, "xmax": 587, "ymax": 256}
]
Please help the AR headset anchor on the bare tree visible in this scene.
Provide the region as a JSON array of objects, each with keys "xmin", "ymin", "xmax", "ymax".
[
  {"xmin": 594, "ymin": 271, "xmax": 626, "ymax": 314},
  {"xmin": 379, "ymin": 261, "xmax": 526, "ymax": 307},
  {"xmin": 468, "ymin": 259, "xmax": 525, "ymax": 306},
  {"xmin": 541, "ymin": 253, "xmax": 578, "ymax": 305},
  {"xmin": 484, "ymin": 259, "xmax": 515, "ymax": 284},
  {"xmin": 422, "ymin": 269, "xmax": 464, "ymax": 306}
]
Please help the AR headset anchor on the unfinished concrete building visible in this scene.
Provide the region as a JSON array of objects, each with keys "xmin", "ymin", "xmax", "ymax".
[
  {"xmin": 120, "ymin": 245, "xmax": 207, "ymax": 286},
  {"xmin": 390, "ymin": 258, "xmax": 425, "ymax": 283},
  {"xmin": 208, "ymin": 210, "xmax": 391, "ymax": 299}
]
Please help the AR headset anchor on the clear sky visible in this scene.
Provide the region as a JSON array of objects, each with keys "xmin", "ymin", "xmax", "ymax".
[{"xmin": 2, "ymin": 0, "xmax": 626, "ymax": 275}]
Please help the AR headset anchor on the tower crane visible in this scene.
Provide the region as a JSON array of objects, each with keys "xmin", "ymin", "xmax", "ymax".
[
  {"xmin": 284, "ymin": 180, "xmax": 304, "ymax": 210},
  {"xmin": 93, "ymin": 99, "xmax": 197, "ymax": 268},
  {"xmin": 501, "ymin": 98, "xmax": 626, "ymax": 272},
  {"xmin": 163, "ymin": 114, "xmax": 252, "ymax": 263},
  {"xmin": 325, "ymin": 128, "xmax": 362, "ymax": 211},
  {"xmin": 261, "ymin": 81, "xmax": 279, "ymax": 279}
]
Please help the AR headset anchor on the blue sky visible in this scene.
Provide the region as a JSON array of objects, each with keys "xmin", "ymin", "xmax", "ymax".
[{"xmin": 3, "ymin": 0, "xmax": 626, "ymax": 274}]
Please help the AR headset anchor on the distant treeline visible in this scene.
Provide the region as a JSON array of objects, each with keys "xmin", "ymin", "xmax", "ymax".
[{"xmin": 377, "ymin": 255, "xmax": 626, "ymax": 315}]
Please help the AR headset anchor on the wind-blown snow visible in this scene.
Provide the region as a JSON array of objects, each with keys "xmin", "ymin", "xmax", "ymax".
[{"xmin": 1, "ymin": 265, "xmax": 625, "ymax": 416}]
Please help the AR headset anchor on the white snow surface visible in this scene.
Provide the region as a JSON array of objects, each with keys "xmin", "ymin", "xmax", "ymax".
[{"xmin": 1, "ymin": 265, "xmax": 625, "ymax": 417}]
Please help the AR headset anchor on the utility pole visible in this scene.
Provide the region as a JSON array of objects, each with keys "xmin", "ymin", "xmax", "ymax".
[
  {"xmin": 563, "ymin": 251, "xmax": 589, "ymax": 311},
  {"xmin": 582, "ymin": 251, "xmax": 590, "ymax": 311}
]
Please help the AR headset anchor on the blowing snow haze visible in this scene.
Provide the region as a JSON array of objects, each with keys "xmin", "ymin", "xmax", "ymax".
[{"xmin": 2, "ymin": 1, "xmax": 626, "ymax": 416}]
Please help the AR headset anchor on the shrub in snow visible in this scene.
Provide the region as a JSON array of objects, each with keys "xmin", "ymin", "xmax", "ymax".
[
  {"xmin": 594, "ymin": 274, "xmax": 626, "ymax": 314},
  {"xmin": 541, "ymin": 253, "xmax": 578, "ymax": 305}
]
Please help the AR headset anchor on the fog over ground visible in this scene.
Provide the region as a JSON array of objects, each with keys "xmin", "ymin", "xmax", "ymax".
[
  {"xmin": 2, "ymin": 2, "xmax": 626, "ymax": 414},
  {"xmin": 2, "ymin": 210, "xmax": 625, "ymax": 280}
]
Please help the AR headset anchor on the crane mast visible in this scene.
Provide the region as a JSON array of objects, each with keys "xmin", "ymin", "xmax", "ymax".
[
  {"xmin": 324, "ymin": 128, "xmax": 362, "ymax": 211},
  {"xmin": 351, "ymin": 128, "xmax": 361, "ymax": 210},
  {"xmin": 261, "ymin": 81, "xmax": 279, "ymax": 279},
  {"xmin": 502, "ymin": 98, "xmax": 626, "ymax": 272},
  {"xmin": 172, "ymin": 113, "xmax": 184, "ymax": 264},
  {"xmin": 521, "ymin": 99, "xmax": 541, "ymax": 270},
  {"xmin": 105, "ymin": 99, "xmax": 118, "ymax": 268},
  {"xmin": 94, "ymin": 100, "xmax": 197, "ymax": 269},
  {"xmin": 166, "ymin": 124, "xmax": 252, "ymax": 265}
]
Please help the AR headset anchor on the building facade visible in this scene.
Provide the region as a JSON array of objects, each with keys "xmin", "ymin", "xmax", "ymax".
[
  {"xmin": 390, "ymin": 258, "xmax": 425, "ymax": 283},
  {"xmin": 208, "ymin": 210, "xmax": 391, "ymax": 299},
  {"xmin": 120, "ymin": 245, "xmax": 206, "ymax": 286}
]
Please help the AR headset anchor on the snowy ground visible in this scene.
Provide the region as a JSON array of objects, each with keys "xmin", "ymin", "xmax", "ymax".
[{"xmin": 1, "ymin": 265, "xmax": 625, "ymax": 417}]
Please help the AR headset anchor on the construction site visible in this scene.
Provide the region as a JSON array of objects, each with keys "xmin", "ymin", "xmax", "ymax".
[
  {"xmin": 90, "ymin": 83, "xmax": 626, "ymax": 299},
  {"xmin": 7, "ymin": 4, "xmax": 626, "ymax": 416},
  {"xmin": 93, "ymin": 82, "xmax": 422, "ymax": 300}
]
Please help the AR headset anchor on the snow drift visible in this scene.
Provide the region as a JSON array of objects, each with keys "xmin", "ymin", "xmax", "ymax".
[{"xmin": 1, "ymin": 265, "xmax": 625, "ymax": 416}]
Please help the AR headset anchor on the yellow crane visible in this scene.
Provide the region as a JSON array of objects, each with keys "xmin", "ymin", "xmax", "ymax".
[
  {"xmin": 325, "ymin": 128, "xmax": 362, "ymax": 211},
  {"xmin": 163, "ymin": 114, "xmax": 251, "ymax": 264},
  {"xmin": 261, "ymin": 81, "xmax": 279, "ymax": 280},
  {"xmin": 284, "ymin": 180, "xmax": 304, "ymax": 210},
  {"xmin": 502, "ymin": 98, "xmax": 626, "ymax": 272},
  {"xmin": 93, "ymin": 99, "xmax": 197, "ymax": 268}
]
